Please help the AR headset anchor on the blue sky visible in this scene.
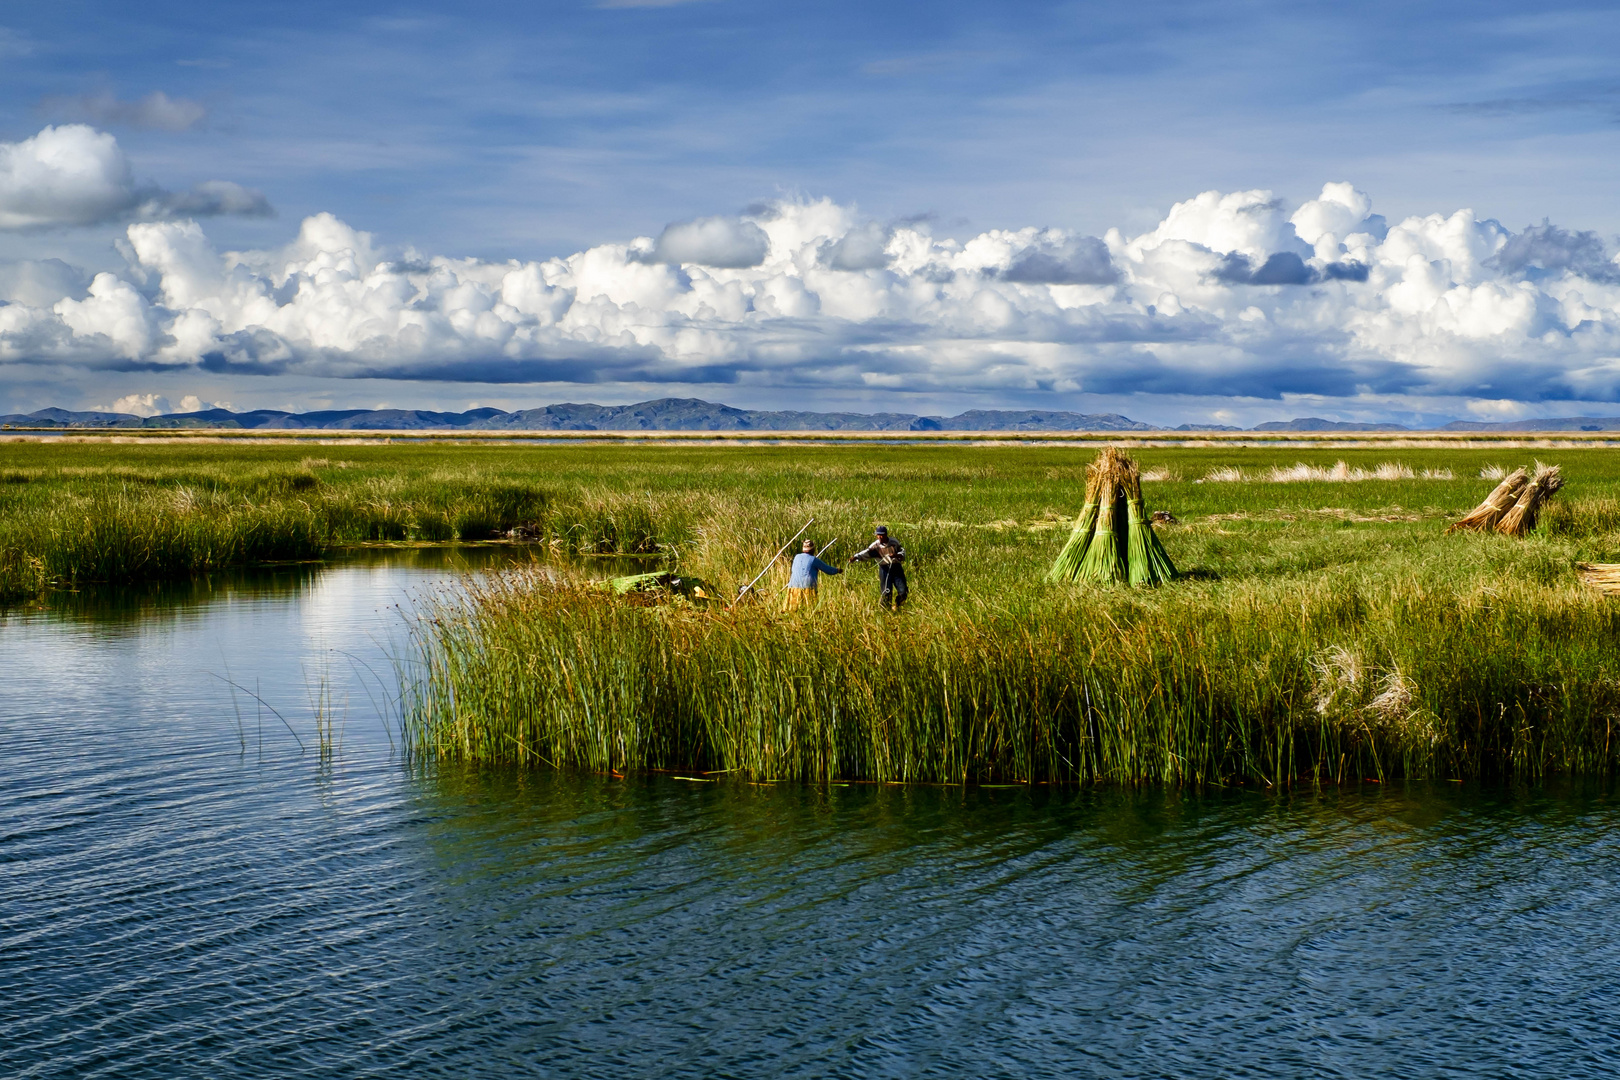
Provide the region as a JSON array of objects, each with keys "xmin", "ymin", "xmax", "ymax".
[{"xmin": 3, "ymin": 1, "xmax": 1620, "ymax": 424}]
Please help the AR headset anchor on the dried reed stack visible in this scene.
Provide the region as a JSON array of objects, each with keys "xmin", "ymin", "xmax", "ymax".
[
  {"xmin": 1496, "ymin": 463, "xmax": 1564, "ymax": 536},
  {"xmin": 1447, "ymin": 467, "xmax": 1528, "ymax": 533},
  {"xmin": 1049, "ymin": 446, "xmax": 1175, "ymax": 586}
]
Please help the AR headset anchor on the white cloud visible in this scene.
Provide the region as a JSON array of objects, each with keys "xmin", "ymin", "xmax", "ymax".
[
  {"xmin": 107, "ymin": 393, "xmax": 169, "ymax": 417},
  {"xmin": 0, "ymin": 126, "xmax": 135, "ymax": 230},
  {"xmin": 101, "ymin": 392, "xmax": 229, "ymax": 416},
  {"xmin": 0, "ymin": 124, "xmax": 271, "ymax": 230},
  {"xmin": 7, "ymin": 184, "xmax": 1620, "ymax": 414}
]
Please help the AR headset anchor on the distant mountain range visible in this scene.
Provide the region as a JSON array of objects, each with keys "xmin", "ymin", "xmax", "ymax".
[
  {"xmin": 0, "ymin": 398, "xmax": 1154, "ymax": 432},
  {"xmin": 3, "ymin": 398, "xmax": 1619, "ymax": 434}
]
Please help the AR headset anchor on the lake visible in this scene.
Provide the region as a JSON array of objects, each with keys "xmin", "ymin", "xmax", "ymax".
[{"xmin": 3, "ymin": 551, "xmax": 1618, "ymax": 1078}]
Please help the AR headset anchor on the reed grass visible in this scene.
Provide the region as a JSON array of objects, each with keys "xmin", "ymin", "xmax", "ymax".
[
  {"xmin": 17, "ymin": 439, "xmax": 1620, "ymax": 785},
  {"xmin": 403, "ymin": 540, "xmax": 1620, "ymax": 785}
]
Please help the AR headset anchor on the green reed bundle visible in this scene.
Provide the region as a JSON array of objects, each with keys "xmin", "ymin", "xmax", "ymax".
[
  {"xmin": 1046, "ymin": 460, "xmax": 1105, "ymax": 582},
  {"xmin": 1124, "ymin": 457, "xmax": 1176, "ymax": 586},
  {"xmin": 1050, "ymin": 446, "xmax": 1174, "ymax": 586},
  {"xmin": 1447, "ymin": 467, "xmax": 1528, "ymax": 533}
]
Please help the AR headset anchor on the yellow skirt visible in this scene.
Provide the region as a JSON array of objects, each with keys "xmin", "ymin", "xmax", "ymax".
[{"xmin": 784, "ymin": 586, "xmax": 817, "ymax": 610}]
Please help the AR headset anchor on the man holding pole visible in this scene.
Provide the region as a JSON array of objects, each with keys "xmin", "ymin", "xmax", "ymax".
[
  {"xmin": 784, "ymin": 538, "xmax": 842, "ymax": 610},
  {"xmin": 848, "ymin": 525, "xmax": 907, "ymax": 609}
]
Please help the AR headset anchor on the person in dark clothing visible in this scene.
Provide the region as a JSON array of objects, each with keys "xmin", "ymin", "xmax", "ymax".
[{"xmin": 848, "ymin": 525, "xmax": 908, "ymax": 609}]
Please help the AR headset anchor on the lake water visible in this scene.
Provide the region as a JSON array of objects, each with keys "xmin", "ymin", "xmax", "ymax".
[{"xmin": 4, "ymin": 552, "xmax": 1619, "ymax": 1078}]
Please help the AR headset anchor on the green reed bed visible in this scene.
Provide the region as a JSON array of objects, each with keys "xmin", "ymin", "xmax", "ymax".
[
  {"xmin": 0, "ymin": 444, "xmax": 691, "ymax": 597},
  {"xmin": 404, "ymin": 519, "xmax": 1620, "ymax": 786},
  {"xmin": 16, "ymin": 439, "xmax": 1620, "ymax": 784}
]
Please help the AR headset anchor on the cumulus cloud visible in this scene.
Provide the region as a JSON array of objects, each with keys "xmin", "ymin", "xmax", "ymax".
[
  {"xmin": 101, "ymin": 393, "xmax": 230, "ymax": 416},
  {"xmin": 650, "ymin": 215, "xmax": 770, "ymax": 268},
  {"xmin": 7, "ymin": 184, "xmax": 1620, "ymax": 412},
  {"xmin": 41, "ymin": 91, "xmax": 208, "ymax": 131},
  {"xmin": 0, "ymin": 125, "xmax": 271, "ymax": 230}
]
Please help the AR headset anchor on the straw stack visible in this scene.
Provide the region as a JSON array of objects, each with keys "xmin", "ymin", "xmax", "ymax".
[
  {"xmin": 1448, "ymin": 462, "xmax": 1563, "ymax": 536},
  {"xmin": 1496, "ymin": 463, "xmax": 1564, "ymax": 536},
  {"xmin": 1049, "ymin": 447, "xmax": 1176, "ymax": 586},
  {"xmin": 1446, "ymin": 467, "xmax": 1528, "ymax": 533}
]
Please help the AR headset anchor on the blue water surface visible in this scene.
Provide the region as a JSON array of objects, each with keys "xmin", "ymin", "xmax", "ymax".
[{"xmin": 2, "ymin": 552, "xmax": 1617, "ymax": 1078}]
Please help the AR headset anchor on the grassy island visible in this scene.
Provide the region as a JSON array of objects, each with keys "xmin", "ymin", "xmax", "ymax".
[{"xmin": 7, "ymin": 437, "xmax": 1620, "ymax": 785}]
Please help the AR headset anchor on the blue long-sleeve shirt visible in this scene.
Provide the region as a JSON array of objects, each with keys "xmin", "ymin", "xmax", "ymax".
[{"xmin": 788, "ymin": 553, "xmax": 842, "ymax": 588}]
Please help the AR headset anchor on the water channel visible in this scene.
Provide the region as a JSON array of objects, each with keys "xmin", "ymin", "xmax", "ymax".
[{"xmin": 4, "ymin": 550, "xmax": 1618, "ymax": 1077}]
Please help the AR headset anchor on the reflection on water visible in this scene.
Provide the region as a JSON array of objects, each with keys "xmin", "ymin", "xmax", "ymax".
[{"xmin": 3, "ymin": 551, "xmax": 1619, "ymax": 1077}]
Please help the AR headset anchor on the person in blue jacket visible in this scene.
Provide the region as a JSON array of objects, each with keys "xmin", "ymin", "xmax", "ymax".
[
  {"xmin": 785, "ymin": 538, "xmax": 842, "ymax": 609},
  {"xmin": 848, "ymin": 525, "xmax": 907, "ymax": 609}
]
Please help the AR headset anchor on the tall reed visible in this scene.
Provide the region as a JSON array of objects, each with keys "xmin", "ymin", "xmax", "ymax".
[{"xmin": 403, "ymin": 557, "xmax": 1620, "ymax": 785}]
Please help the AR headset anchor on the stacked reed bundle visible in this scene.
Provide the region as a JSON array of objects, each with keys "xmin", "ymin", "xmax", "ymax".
[
  {"xmin": 1448, "ymin": 463, "xmax": 1563, "ymax": 537},
  {"xmin": 1048, "ymin": 447, "xmax": 1175, "ymax": 585},
  {"xmin": 1496, "ymin": 463, "xmax": 1564, "ymax": 536},
  {"xmin": 1447, "ymin": 467, "xmax": 1527, "ymax": 533}
]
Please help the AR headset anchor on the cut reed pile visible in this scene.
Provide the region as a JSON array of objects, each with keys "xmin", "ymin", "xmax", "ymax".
[{"xmin": 1449, "ymin": 462, "xmax": 1563, "ymax": 536}]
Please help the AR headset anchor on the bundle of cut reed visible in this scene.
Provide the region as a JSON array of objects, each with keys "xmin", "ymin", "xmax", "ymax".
[
  {"xmin": 1048, "ymin": 446, "xmax": 1175, "ymax": 586},
  {"xmin": 1447, "ymin": 467, "xmax": 1528, "ymax": 533},
  {"xmin": 1496, "ymin": 463, "xmax": 1564, "ymax": 536},
  {"xmin": 1047, "ymin": 456, "xmax": 1104, "ymax": 582},
  {"xmin": 1124, "ymin": 456, "xmax": 1177, "ymax": 586}
]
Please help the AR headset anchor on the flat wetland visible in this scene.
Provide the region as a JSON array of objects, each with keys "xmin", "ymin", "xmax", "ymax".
[{"xmin": 8, "ymin": 436, "xmax": 1620, "ymax": 786}]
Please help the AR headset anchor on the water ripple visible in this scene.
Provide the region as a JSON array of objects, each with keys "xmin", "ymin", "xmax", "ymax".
[{"xmin": 4, "ymin": 560, "xmax": 1620, "ymax": 1076}]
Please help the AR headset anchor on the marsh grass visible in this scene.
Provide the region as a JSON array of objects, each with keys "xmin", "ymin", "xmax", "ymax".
[
  {"xmin": 392, "ymin": 440, "xmax": 1620, "ymax": 785},
  {"xmin": 403, "ymin": 540, "xmax": 1620, "ymax": 785},
  {"xmin": 17, "ymin": 440, "xmax": 1620, "ymax": 784},
  {"xmin": 0, "ymin": 445, "xmax": 687, "ymax": 596}
]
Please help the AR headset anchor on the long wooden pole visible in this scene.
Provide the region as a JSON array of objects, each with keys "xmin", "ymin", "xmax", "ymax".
[{"xmin": 733, "ymin": 517, "xmax": 814, "ymax": 605}]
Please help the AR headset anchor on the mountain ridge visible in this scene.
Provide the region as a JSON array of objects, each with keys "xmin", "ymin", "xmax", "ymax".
[{"xmin": 4, "ymin": 398, "xmax": 1620, "ymax": 434}]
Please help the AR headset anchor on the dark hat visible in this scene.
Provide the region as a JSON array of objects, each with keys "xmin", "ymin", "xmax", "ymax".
[{"xmin": 874, "ymin": 525, "xmax": 888, "ymax": 536}]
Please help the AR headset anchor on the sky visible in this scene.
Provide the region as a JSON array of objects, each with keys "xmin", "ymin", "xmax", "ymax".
[{"xmin": 3, "ymin": 1, "xmax": 1620, "ymax": 425}]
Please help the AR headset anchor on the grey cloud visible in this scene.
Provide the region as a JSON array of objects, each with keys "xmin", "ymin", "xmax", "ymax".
[
  {"xmin": 1444, "ymin": 83, "xmax": 1620, "ymax": 119},
  {"xmin": 821, "ymin": 222, "xmax": 891, "ymax": 270},
  {"xmin": 140, "ymin": 181, "xmax": 275, "ymax": 220},
  {"xmin": 1491, "ymin": 222, "xmax": 1620, "ymax": 282},
  {"xmin": 41, "ymin": 91, "xmax": 208, "ymax": 132},
  {"xmin": 1002, "ymin": 234, "xmax": 1117, "ymax": 285},
  {"xmin": 652, "ymin": 215, "xmax": 769, "ymax": 267},
  {"xmin": 0, "ymin": 259, "xmax": 87, "ymax": 306},
  {"xmin": 1319, "ymin": 260, "xmax": 1370, "ymax": 282},
  {"xmin": 1213, "ymin": 251, "xmax": 1367, "ymax": 285}
]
